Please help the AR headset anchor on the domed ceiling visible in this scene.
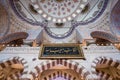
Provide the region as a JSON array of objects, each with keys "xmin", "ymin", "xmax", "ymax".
[
  {"xmin": 0, "ymin": 3, "xmax": 9, "ymax": 37},
  {"xmin": 31, "ymin": 0, "xmax": 87, "ymax": 23},
  {"xmin": 110, "ymin": 0, "xmax": 120, "ymax": 37},
  {"xmin": 9, "ymin": 0, "xmax": 109, "ymax": 39}
]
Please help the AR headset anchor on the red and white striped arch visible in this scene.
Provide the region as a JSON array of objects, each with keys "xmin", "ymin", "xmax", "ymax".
[
  {"xmin": 91, "ymin": 56, "xmax": 120, "ymax": 80},
  {"xmin": 0, "ymin": 56, "xmax": 28, "ymax": 80},
  {"xmin": 40, "ymin": 69, "xmax": 79, "ymax": 80},
  {"xmin": 22, "ymin": 59, "xmax": 90, "ymax": 80}
]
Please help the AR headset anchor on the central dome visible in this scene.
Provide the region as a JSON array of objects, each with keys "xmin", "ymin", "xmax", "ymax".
[{"xmin": 31, "ymin": 0, "xmax": 87, "ymax": 23}]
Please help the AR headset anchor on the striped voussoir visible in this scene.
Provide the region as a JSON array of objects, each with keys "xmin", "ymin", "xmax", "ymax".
[
  {"xmin": 0, "ymin": 70, "xmax": 4, "ymax": 79},
  {"xmin": 91, "ymin": 56, "xmax": 120, "ymax": 80},
  {"xmin": 27, "ymin": 59, "xmax": 90, "ymax": 80},
  {"xmin": 40, "ymin": 70, "xmax": 81, "ymax": 80},
  {"xmin": 0, "ymin": 56, "xmax": 28, "ymax": 80}
]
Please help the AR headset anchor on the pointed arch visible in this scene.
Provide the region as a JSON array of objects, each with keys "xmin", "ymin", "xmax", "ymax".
[
  {"xmin": 91, "ymin": 56, "xmax": 120, "ymax": 79},
  {"xmin": 0, "ymin": 56, "xmax": 28, "ymax": 80},
  {"xmin": 22, "ymin": 60, "xmax": 90, "ymax": 80}
]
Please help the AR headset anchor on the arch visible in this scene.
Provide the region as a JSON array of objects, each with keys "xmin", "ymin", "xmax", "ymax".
[
  {"xmin": 40, "ymin": 69, "xmax": 79, "ymax": 80},
  {"xmin": 73, "ymin": 0, "xmax": 109, "ymax": 26},
  {"xmin": 90, "ymin": 31, "xmax": 119, "ymax": 43},
  {"xmin": 0, "ymin": 32, "xmax": 28, "ymax": 44},
  {"xmin": 0, "ymin": 56, "xmax": 28, "ymax": 80},
  {"xmin": 21, "ymin": 60, "xmax": 90, "ymax": 80},
  {"xmin": 110, "ymin": 0, "xmax": 120, "ymax": 37},
  {"xmin": 44, "ymin": 25, "xmax": 75, "ymax": 39},
  {"xmin": 91, "ymin": 56, "xmax": 120, "ymax": 79},
  {"xmin": 9, "ymin": 0, "xmax": 46, "ymax": 26},
  {"xmin": 0, "ymin": 1, "xmax": 10, "ymax": 37}
]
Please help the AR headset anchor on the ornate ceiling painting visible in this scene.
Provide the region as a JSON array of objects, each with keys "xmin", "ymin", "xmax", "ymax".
[
  {"xmin": 31, "ymin": 0, "xmax": 87, "ymax": 23},
  {"xmin": 110, "ymin": 0, "xmax": 120, "ymax": 37},
  {"xmin": 9, "ymin": 0, "xmax": 108, "ymax": 39},
  {"xmin": 9, "ymin": 0, "xmax": 45, "ymax": 26},
  {"xmin": 44, "ymin": 22, "xmax": 75, "ymax": 39},
  {"xmin": 74, "ymin": 0, "xmax": 109, "ymax": 26},
  {"xmin": 44, "ymin": 27, "xmax": 75, "ymax": 39},
  {"xmin": 0, "ymin": 3, "xmax": 10, "ymax": 37}
]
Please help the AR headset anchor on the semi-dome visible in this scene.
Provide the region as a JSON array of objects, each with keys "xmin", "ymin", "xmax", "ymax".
[{"xmin": 110, "ymin": 0, "xmax": 120, "ymax": 38}]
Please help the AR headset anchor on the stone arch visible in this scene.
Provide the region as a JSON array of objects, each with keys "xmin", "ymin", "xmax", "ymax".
[
  {"xmin": 40, "ymin": 69, "xmax": 79, "ymax": 80},
  {"xmin": 22, "ymin": 60, "xmax": 90, "ymax": 80},
  {"xmin": 0, "ymin": 1, "xmax": 10, "ymax": 37},
  {"xmin": 110, "ymin": 0, "xmax": 120, "ymax": 37},
  {"xmin": 0, "ymin": 32, "xmax": 28, "ymax": 49},
  {"xmin": 91, "ymin": 56, "xmax": 120, "ymax": 80},
  {"xmin": 0, "ymin": 32, "xmax": 28, "ymax": 44},
  {"xmin": 0, "ymin": 56, "xmax": 28, "ymax": 80},
  {"xmin": 90, "ymin": 31, "xmax": 119, "ymax": 43}
]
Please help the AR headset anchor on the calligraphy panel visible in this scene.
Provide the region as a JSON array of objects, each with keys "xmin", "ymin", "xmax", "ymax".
[{"xmin": 39, "ymin": 44, "xmax": 85, "ymax": 59}]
